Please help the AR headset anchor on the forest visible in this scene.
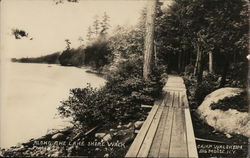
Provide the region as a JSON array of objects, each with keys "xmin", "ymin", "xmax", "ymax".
[{"xmin": 5, "ymin": 0, "xmax": 249, "ymax": 157}]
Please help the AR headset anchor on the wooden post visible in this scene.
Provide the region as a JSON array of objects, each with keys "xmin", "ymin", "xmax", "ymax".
[{"xmin": 143, "ymin": 0, "xmax": 157, "ymax": 80}]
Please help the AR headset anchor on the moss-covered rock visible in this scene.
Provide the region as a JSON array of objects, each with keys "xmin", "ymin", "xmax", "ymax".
[{"xmin": 197, "ymin": 87, "xmax": 250, "ymax": 137}]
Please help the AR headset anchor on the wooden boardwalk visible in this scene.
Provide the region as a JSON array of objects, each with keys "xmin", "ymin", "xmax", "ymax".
[{"xmin": 125, "ymin": 75, "xmax": 198, "ymax": 158}]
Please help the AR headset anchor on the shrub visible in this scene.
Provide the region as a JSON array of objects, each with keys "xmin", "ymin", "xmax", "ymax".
[
  {"xmin": 58, "ymin": 84, "xmax": 119, "ymax": 128},
  {"xmin": 184, "ymin": 73, "xmax": 220, "ymax": 108},
  {"xmin": 227, "ymin": 62, "xmax": 248, "ymax": 88},
  {"xmin": 194, "ymin": 74, "xmax": 220, "ymax": 105},
  {"xmin": 84, "ymin": 38, "xmax": 112, "ymax": 69}
]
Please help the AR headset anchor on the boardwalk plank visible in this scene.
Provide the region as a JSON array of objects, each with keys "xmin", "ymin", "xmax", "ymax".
[
  {"xmin": 148, "ymin": 92, "xmax": 172, "ymax": 157},
  {"xmin": 136, "ymin": 95, "xmax": 167, "ymax": 157},
  {"xmin": 125, "ymin": 100, "xmax": 162, "ymax": 157},
  {"xmin": 185, "ymin": 108, "xmax": 198, "ymax": 158},
  {"xmin": 169, "ymin": 106, "xmax": 188, "ymax": 157},
  {"xmin": 158, "ymin": 92, "xmax": 175, "ymax": 157}
]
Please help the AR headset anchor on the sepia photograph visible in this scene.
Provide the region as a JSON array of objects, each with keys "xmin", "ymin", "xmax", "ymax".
[{"xmin": 0, "ymin": 0, "xmax": 249, "ymax": 157}]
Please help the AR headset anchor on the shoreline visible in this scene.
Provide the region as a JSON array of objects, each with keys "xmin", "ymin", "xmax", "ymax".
[{"xmin": 0, "ymin": 62, "xmax": 106, "ymax": 150}]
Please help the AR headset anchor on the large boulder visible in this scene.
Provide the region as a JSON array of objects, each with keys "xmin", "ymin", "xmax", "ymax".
[{"xmin": 197, "ymin": 87, "xmax": 250, "ymax": 137}]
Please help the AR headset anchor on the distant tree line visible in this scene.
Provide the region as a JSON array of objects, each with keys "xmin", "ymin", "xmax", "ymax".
[
  {"xmin": 11, "ymin": 52, "xmax": 60, "ymax": 64},
  {"xmin": 12, "ymin": 12, "xmax": 111, "ymax": 69}
]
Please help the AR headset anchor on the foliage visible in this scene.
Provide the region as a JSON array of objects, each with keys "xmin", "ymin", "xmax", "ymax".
[
  {"xmin": 108, "ymin": 26, "xmax": 145, "ymax": 59},
  {"xmin": 58, "ymin": 55, "xmax": 164, "ymax": 128},
  {"xmin": 11, "ymin": 28, "xmax": 29, "ymax": 39},
  {"xmin": 87, "ymin": 12, "xmax": 110, "ymax": 41},
  {"xmin": 92, "ymin": 15, "xmax": 100, "ymax": 36},
  {"xmin": 226, "ymin": 62, "xmax": 248, "ymax": 88},
  {"xmin": 57, "ymin": 4, "xmax": 168, "ymax": 129},
  {"xmin": 155, "ymin": 0, "xmax": 249, "ymax": 74},
  {"xmin": 194, "ymin": 74, "xmax": 220, "ymax": 105},
  {"xmin": 65, "ymin": 39, "xmax": 71, "ymax": 50},
  {"xmin": 58, "ymin": 48, "xmax": 85, "ymax": 66},
  {"xmin": 58, "ymin": 20, "xmax": 166, "ymax": 126},
  {"xmin": 184, "ymin": 73, "xmax": 220, "ymax": 108},
  {"xmin": 210, "ymin": 90, "xmax": 248, "ymax": 112},
  {"xmin": 100, "ymin": 12, "xmax": 110, "ymax": 35},
  {"xmin": 84, "ymin": 37, "xmax": 112, "ymax": 69}
]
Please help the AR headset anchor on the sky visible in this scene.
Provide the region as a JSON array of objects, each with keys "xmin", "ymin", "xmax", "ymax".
[{"xmin": 0, "ymin": 0, "xmax": 148, "ymax": 59}]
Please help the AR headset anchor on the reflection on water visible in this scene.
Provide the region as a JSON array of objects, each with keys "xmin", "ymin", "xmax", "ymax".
[{"xmin": 0, "ymin": 63, "xmax": 106, "ymax": 148}]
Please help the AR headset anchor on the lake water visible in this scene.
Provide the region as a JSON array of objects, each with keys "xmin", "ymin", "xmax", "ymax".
[{"xmin": 0, "ymin": 62, "xmax": 106, "ymax": 148}]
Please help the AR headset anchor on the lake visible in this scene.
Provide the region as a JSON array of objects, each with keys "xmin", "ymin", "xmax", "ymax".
[{"xmin": 0, "ymin": 62, "xmax": 106, "ymax": 148}]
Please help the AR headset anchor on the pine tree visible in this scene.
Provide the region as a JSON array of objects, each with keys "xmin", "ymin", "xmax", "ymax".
[
  {"xmin": 78, "ymin": 36, "xmax": 84, "ymax": 47},
  {"xmin": 65, "ymin": 39, "xmax": 71, "ymax": 50},
  {"xmin": 92, "ymin": 15, "xmax": 100, "ymax": 36},
  {"xmin": 86, "ymin": 26, "xmax": 93, "ymax": 41},
  {"xmin": 100, "ymin": 12, "xmax": 110, "ymax": 35}
]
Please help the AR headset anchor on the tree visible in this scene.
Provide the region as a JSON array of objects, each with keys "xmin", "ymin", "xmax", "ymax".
[
  {"xmin": 143, "ymin": 0, "xmax": 157, "ymax": 80},
  {"xmin": 100, "ymin": 12, "xmax": 110, "ymax": 36},
  {"xmin": 86, "ymin": 26, "xmax": 93, "ymax": 41},
  {"xmin": 208, "ymin": 51, "xmax": 213, "ymax": 73},
  {"xmin": 157, "ymin": 0, "xmax": 249, "ymax": 85},
  {"xmin": 65, "ymin": 39, "xmax": 71, "ymax": 50},
  {"xmin": 78, "ymin": 36, "xmax": 84, "ymax": 47},
  {"xmin": 92, "ymin": 15, "xmax": 100, "ymax": 37}
]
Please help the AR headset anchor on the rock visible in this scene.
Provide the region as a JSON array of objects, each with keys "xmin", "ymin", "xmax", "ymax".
[
  {"xmin": 225, "ymin": 133, "xmax": 232, "ymax": 138},
  {"xmin": 67, "ymin": 146, "xmax": 74, "ymax": 152},
  {"xmin": 197, "ymin": 87, "xmax": 250, "ymax": 137},
  {"xmin": 0, "ymin": 149, "xmax": 4, "ymax": 157},
  {"xmin": 134, "ymin": 121, "xmax": 144, "ymax": 129},
  {"xmin": 95, "ymin": 133, "xmax": 106, "ymax": 139},
  {"xmin": 104, "ymin": 153, "xmax": 109, "ymax": 157},
  {"xmin": 232, "ymin": 81, "xmax": 237, "ymax": 85},
  {"xmin": 102, "ymin": 134, "xmax": 112, "ymax": 142},
  {"xmin": 109, "ymin": 129, "xmax": 115, "ymax": 132},
  {"xmin": 116, "ymin": 129, "xmax": 132, "ymax": 137},
  {"xmin": 47, "ymin": 147, "xmax": 51, "ymax": 151},
  {"xmin": 117, "ymin": 125, "xmax": 122, "ymax": 129},
  {"xmin": 124, "ymin": 122, "xmax": 133, "ymax": 128},
  {"xmin": 202, "ymin": 71, "xmax": 209, "ymax": 77},
  {"xmin": 75, "ymin": 145, "xmax": 80, "ymax": 150},
  {"xmin": 51, "ymin": 133, "xmax": 65, "ymax": 140},
  {"xmin": 217, "ymin": 77, "xmax": 222, "ymax": 83},
  {"xmin": 51, "ymin": 151, "xmax": 60, "ymax": 157}
]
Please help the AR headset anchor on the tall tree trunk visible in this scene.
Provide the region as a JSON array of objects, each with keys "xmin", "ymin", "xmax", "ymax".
[
  {"xmin": 193, "ymin": 43, "xmax": 199, "ymax": 76},
  {"xmin": 208, "ymin": 51, "xmax": 213, "ymax": 73},
  {"xmin": 143, "ymin": 0, "xmax": 157, "ymax": 80},
  {"xmin": 194, "ymin": 44, "xmax": 203, "ymax": 83},
  {"xmin": 197, "ymin": 53, "xmax": 203, "ymax": 83},
  {"xmin": 220, "ymin": 56, "xmax": 229, "ymax": 87}
]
